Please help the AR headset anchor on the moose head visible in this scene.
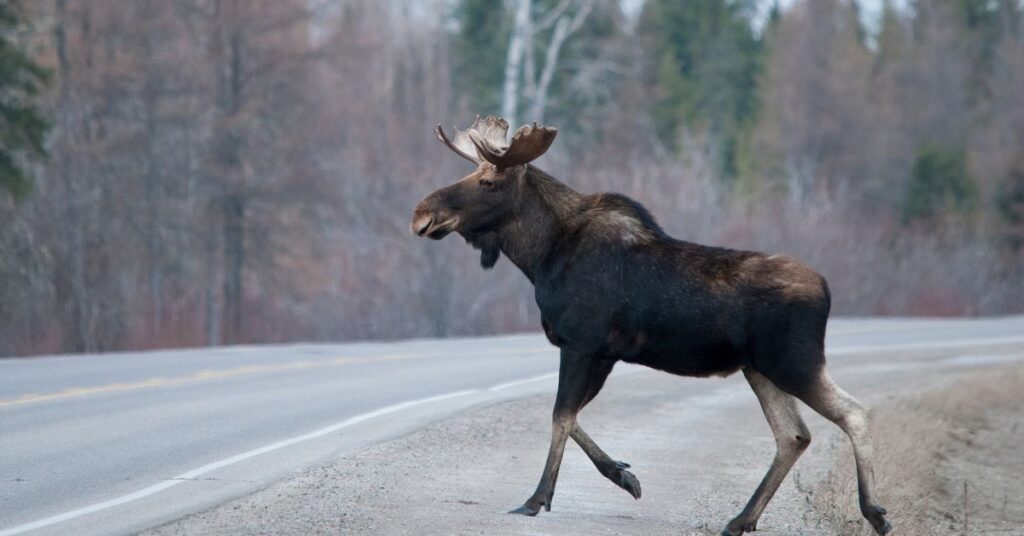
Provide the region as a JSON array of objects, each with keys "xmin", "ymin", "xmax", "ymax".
[{"xmin": 410, "ymin": 116, "xmax": 557, "ymax": 268}]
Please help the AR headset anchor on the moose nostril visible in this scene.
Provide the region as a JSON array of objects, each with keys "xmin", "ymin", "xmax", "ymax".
[{"xmin": 411, "ymin": 214, "xmax": 434, "ymax": 236}]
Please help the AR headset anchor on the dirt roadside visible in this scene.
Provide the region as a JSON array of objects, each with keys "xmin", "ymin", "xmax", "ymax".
[
  {"xmin": 146, "ymin": 353, "xmax": 1024, "ymax": 536},
  {"xmin": 813, "ymin": 364, "xmax": 1024, "ymax": 535}
]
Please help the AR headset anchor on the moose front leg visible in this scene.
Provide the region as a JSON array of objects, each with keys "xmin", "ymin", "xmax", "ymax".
[
  {"xmin": 510, "ymin": 350, "xmax": 610, "ymax": 516},
  {"xmin": 566, "ymin": 358, "xmax": 640, "ymax": 499}
]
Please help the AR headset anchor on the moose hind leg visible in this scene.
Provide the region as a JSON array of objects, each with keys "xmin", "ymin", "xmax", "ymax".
[
  {"xmin": 723, "ymin": 369, "xmax": 811, "ymax": 536},
  {"xmin": 799, "ymin": 371, "xmax": 891, "ymax": 535},
  {"xmin": 571, "ymin": 423, "xmax": 641, "ymax": 499}
]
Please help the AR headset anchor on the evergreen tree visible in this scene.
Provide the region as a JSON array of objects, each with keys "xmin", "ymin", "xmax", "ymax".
[
  {"xmin": 450, "ymin": 0, "xmax": 509, "ymax": 114},
  {"xmin": 638, "ymin": 0, "xmax": 762, "ymax": 178},
  {"xmin": 903, "ymin": 145, "xmax": 976, "ymax": 223},
  {"xmin": 0, "ymin": 0, "xmax": 48, "ymax": 200},
  {"xmin": 875, "ymin": 0, "xmax": 909, "ymax": 69}
]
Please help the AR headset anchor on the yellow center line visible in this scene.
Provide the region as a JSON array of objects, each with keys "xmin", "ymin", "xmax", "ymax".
[{"xmin": 0, "ymin": 347, "xmax": 556, "ymax": 409}]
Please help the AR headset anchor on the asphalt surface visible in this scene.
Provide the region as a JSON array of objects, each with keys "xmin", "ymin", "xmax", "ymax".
[{"xmin": 2, "ymin": 316, "xmax": 1023, "ymax": 536}]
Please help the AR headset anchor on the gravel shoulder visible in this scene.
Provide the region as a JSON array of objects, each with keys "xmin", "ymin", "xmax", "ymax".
[{"xmin": 146, "ymin": 350, "xmax": 1024, "ymax": 536}]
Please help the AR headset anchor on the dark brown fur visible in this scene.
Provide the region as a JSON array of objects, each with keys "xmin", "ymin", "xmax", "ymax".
[{"xmin": 413, "ymin": 126, "xmax": 891, "ymax": 536}]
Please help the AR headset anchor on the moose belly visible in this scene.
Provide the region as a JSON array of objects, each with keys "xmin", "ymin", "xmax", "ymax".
[{"xmin": 608, "ymin": 327, "xmax": 745, "ymax": 378}]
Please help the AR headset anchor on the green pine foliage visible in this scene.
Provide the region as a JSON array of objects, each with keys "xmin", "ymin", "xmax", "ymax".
[
  {"xmin": 639, "ymin": 0, "xmax": 762, "ymax": 178},
  {"xmin": 903, "ymin": 146, "xmax": 976, "ymax": 223},
  {"xmin": 450, "ymin": 0, "xmax": 509, "ymax": 114},
  {"xmin": 0, "ymin": 1, "xmax": 49, "ymax": 200},
  {"xmin": 996, "ymin": 166, "xmax": 1024, "ymax": 240}
]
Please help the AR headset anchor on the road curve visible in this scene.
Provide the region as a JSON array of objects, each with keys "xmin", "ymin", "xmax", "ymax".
[{"xmin": 2, "ymin": 316, "xmax": 1023, "ymax": 536}]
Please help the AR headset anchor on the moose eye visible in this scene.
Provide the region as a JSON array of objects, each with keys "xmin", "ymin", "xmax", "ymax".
[{"xmin": 479, "ymin": 178, "xmax": 495, "ymax": 189}]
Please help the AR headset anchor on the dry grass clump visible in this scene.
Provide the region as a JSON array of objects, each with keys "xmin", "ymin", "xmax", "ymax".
[{"xmin": 813, "ymin": 364, "xmax": 1024, "ymax": 535}]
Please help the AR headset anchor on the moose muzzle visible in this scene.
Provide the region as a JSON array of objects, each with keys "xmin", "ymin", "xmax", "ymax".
[{"xmin": 410, "ymin": 198, "xmax": 458, "ymax": 240}]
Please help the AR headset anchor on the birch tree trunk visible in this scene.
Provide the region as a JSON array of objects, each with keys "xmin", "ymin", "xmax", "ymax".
[
  {"xmin": 503, "ymin": 0, "xmax": 594, "ymax": 127},
  {"xmin": 501, "ymin": 0, "xmax": 531, "ymax": 128},
  {"xmin": 54, "ymin": 0, "xmax": 98, "ymax": 353},
  {"xmin": 527, "ymin": 0, "xmax": 593, "ymax": 124}
]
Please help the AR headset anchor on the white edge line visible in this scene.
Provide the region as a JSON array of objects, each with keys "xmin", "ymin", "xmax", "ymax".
[
  {"xmin": 0, "ymin": 389, "xmax": 481, "ymax": 536},
  {"xmin": 488, "ymin": 372, "xmax": 559, "ymax": 392},
  {"xmin": 830, "ymin": 335, "xmax": 1024, "ymax": 355}
]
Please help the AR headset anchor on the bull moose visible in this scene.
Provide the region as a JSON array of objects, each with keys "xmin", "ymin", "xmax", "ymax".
[{"xmin": 410, "ymin": 116, "xmax": 891, "ymax": 536}]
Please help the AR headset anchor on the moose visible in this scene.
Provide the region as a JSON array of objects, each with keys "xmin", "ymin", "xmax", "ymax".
[{"xmin": 410, "ymin": 116, "xmax": 891, "ymax": 536}]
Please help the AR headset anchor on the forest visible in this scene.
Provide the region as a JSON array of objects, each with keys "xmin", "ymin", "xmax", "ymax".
[{"xmin": 0, "ymin": 0, "xmax": 1021, "ymax": 356}]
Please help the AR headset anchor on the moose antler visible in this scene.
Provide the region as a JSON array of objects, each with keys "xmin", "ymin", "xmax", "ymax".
[
  {"xmin": 435, "ymin": 124, "xmax": 479, "ymax": 164},
  {"xmin": 471, "ymin": 121, "xmax": 557, "ymax": 170},
  {"xmin": 435, "ymin": 115, "xmax": 510, "ymax": 165},
  {"xmin": 435, "ymin": 116, "xmax": 557, "ymax": 170}
]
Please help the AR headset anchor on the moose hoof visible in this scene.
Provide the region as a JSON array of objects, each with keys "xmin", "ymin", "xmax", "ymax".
[
  {"xmin": 509, "ymin": 495, "xmax": 548, "ymax": 516},
  {"xmin": 602, "ymin": 460, "xmax": 640, "ymax": 499},
  {"xmin": 721, "ymin": 517, "xmax": 756, "ymax": 536},
  {"xmin": 863, "ymin": 505, "xmax": 891, "ymax": 535},
  {"xmin": 617, "ymin": 469, "xmax": 642, "ymax": 499},
  {"xmin": 508, "ymin": 504, "xmax": 541, "ymax": 516}
]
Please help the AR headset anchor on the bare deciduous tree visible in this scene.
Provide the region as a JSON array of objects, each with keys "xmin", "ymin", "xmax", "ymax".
[{"xmin": 502, "ymin": 0, "xmax": 595, "ymax": 126}]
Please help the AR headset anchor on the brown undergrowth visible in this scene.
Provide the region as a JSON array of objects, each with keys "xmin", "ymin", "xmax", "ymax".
[{"xmin": 812, "ymin": 364, "xmax": 1024, "ymax": 535}]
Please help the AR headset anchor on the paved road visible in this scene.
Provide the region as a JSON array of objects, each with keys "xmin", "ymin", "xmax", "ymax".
[{"xmin": 2, "ymin": 317, "xmax": 1023, "ymax": 535}]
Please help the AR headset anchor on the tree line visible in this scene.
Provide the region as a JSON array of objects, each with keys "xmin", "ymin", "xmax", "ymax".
[{"xmin": 0, "ymin": 0, "xmax": 1021, "ymax": 356}]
